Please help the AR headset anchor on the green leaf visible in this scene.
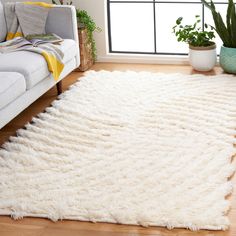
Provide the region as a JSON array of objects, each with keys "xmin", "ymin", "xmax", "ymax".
[
  {"xmin": 226, "ymin": 0, "xmax": 233, "ymax": 45},
  {"xmin": 200, "ymin": 0, "xmax": 214, "ymax": 11},
  {"xmin": 176, "ymin": 17, "xmax": 183, "ymax": 25},
  {"xmin": 230, "ymin": 0, "xmax": 236, "ymax": 47},
  {"xmin": 217, "ymin": 12, "xmax": 230, "ymax": 45}
]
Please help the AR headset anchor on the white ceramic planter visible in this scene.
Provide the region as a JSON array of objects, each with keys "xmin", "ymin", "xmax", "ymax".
[{"xmin": 189, "ymin": 44, "xmax": 216, "ymax": 72}]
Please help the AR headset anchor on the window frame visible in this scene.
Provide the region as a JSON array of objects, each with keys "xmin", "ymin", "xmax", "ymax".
[{"xmin": 107, "ymin": 0, "xmax": 228, "ymax": 56}]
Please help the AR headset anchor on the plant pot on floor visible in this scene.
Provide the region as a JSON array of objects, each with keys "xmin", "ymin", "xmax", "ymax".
[
  {"xmin": 189, "ymin": 44, "xmax": 216, "ymax": 72},
  {"xmin": 77, "ymin": 27, "xmax": 94, "ymax": 72},
  {"xmin": 201, "ymin": 0, "xmax": 236, "ymax": 74},
  {"xmin": 219, "ymin": 46, "xmax": 236, "ymax": 74}
]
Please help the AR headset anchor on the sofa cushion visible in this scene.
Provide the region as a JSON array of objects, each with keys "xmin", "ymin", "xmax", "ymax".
[
  {"xmin": 0, "ymin": 72, "xmax": 26, "ymax": 110},
  {"xmin": 0, "ymin": 51, "xmax": 50, "ymax": 90},
  {"xmin": 0, "ymin": 2, "xmax": 7, "ymax": 42},
  {"xmin": 55, "ymin": 39, "xmax": 78, "ymax": 64},
  {"xmin": 0, "ymin": 39, "xmax": 78, "ymax": 90}
]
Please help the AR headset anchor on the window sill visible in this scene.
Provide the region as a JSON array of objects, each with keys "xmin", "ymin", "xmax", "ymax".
[{"xmin": 98, "ymin": 53, "xmax": 190, "ymax": 65}]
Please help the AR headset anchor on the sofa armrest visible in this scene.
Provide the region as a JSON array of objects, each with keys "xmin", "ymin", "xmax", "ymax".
[
  {"xmin": 46, "ymin": 5, "xmax": 79, "ymax": 45},
  {"xmin": 45, "ymin": 5, "xmax": 80, "ymax": 67}
]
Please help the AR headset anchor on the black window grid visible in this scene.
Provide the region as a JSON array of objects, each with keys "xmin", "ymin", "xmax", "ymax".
[{"xmin": 107, "ymin": 1, "xmax": 229, "ymax": 56}]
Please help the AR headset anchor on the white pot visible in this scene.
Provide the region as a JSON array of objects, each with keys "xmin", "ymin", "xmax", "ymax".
[{"xmin": 189, "ymin": 44, "xmax": 216, "ymax": 72}]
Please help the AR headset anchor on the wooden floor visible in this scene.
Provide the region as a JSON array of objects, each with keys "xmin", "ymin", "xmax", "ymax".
[{"xmin": 0, "ymin": 63, "xmax": 235, "ymax": 236}]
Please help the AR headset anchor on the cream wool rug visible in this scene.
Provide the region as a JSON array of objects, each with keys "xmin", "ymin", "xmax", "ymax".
[{"xmin": 0, "ymin": 71, "xmax": 236, "ymax": 231}]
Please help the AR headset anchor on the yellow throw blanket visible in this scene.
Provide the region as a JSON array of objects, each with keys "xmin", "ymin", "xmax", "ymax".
[{"xmin": 4, "ymin": 2, "xmax": 64, "ymax": 80}]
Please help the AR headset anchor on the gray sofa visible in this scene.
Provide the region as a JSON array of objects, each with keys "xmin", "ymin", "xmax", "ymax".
[{"xmin": 0, "ymin": 2, "xmax": 80, "ymax": 129}]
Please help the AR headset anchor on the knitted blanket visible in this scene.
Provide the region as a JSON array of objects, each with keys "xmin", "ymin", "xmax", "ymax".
[{"xmin": 4, "ymin": 2, "xmax": 64, "ymax": 80}]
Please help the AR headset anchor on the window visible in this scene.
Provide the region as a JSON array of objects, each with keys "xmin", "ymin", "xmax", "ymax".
[{"xmin": 107, "ymin": 0, "xmax": 229, "ymax": 55}]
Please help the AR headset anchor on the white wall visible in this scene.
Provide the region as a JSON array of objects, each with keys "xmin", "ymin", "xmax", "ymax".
[{"xmin": 73, "ymin": 0, "xmax": 108, "ymax": 62}]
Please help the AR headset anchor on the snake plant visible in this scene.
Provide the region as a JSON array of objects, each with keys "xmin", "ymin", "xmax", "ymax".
[{"xmin": 201, "ymin": 0, "xmax": 236, "ymax": 48}]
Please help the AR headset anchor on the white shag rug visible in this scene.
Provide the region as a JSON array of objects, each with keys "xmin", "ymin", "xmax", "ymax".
[{"xmin": 0, "ymin": 71, "xmax": 236, "ymax": 231}]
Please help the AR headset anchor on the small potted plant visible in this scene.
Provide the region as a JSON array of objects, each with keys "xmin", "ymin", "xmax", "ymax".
[
  {"xmin": 76, "ymin": 9, "xmax": 101, "ymax": 61},
  {"xmin": 173, "ymin": 15, "xmax": 216, "ymax": 71},
  {"xmin": 201, "ymin": 0, "xmax": 236, "ymax": 74}
]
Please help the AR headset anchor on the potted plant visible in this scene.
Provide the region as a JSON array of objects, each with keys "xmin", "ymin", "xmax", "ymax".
[
  {"xmin": 76, "ymin": 9, "xmax": 101, "ymax": 61},
  {"xmin": 201, "ymin": 0, "xmax": 236, "ymax": 74},
  {"xmin": 173, "ymin": 15, "xmax": 216, "ymax": 71}
]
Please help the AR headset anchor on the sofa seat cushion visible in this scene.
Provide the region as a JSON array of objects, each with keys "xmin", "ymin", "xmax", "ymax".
[
  {"xmin": 55, "ymin": 39, "xmax": 78, "ymax": 64},
  {"xmin": 0, "ymin": 51, "xmax": 50, "ymax": 90},
  {"xmin": 0, "ymin": 72, "xmax": 26, "ymax": 110},
  {"xmin": 0, "ymin": 39, "xmax": 78, "ymax": 90}
]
